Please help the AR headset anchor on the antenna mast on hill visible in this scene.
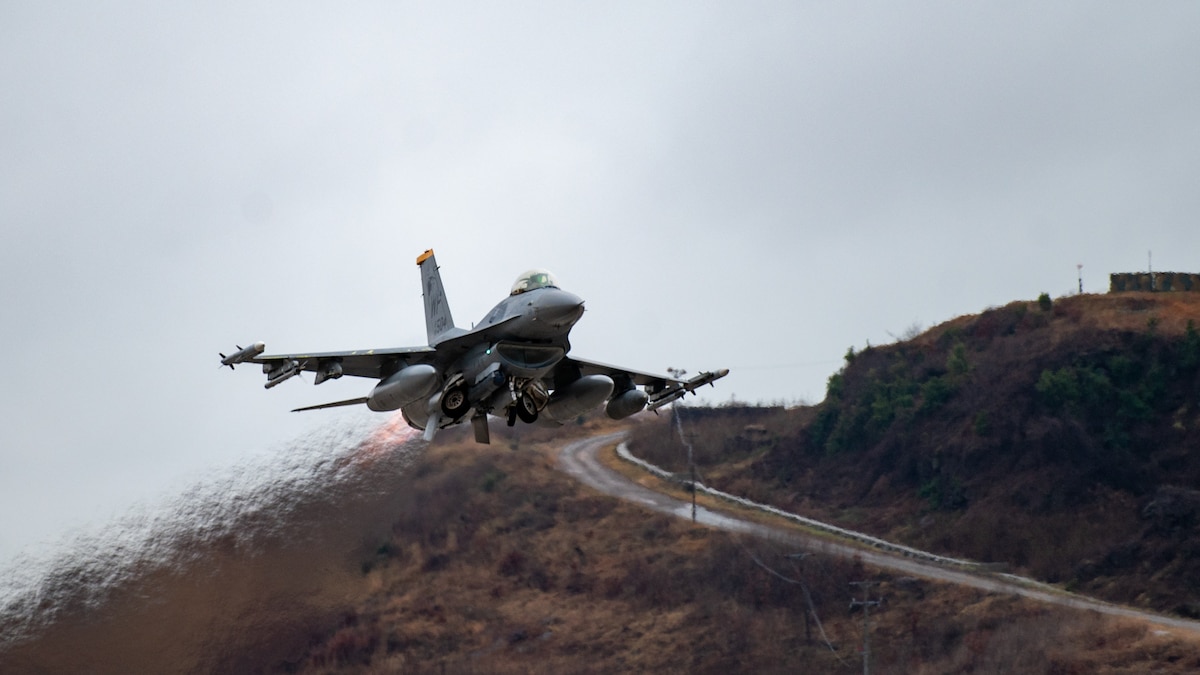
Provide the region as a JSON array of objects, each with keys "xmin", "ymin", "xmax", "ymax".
[{"xmin": 1077, "ymin": 264, "xmax": 1083, "ymax": 294}]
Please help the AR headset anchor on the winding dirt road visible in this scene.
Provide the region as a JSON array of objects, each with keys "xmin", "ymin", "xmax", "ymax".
[{"xmin": 558, "ymin": 432, "xmax": 1200, "ymax": 636}]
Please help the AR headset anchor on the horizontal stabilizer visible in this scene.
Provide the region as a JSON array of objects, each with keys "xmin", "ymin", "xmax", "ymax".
[{"xmin": 291, "ymin": 397, "xmax": 369, "ymax": 412}]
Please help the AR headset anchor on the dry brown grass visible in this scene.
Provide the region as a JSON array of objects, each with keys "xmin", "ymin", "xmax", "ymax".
[
  {"xmin": 281, "ymin": 429, "xmax": 1200, "ymax": 673},
  {"xmin": 917, "ymin": 292, "xmax": 1200, "ymax": 345}
]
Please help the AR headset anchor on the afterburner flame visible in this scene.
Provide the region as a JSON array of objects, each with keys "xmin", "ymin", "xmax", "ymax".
[
  {"xmin": 371, "ymin": 411, "xmax": 419, "ymax": 446},
  {"xmin": 353, "ymin": 412, "xmax": 421, "ymax": 466}
]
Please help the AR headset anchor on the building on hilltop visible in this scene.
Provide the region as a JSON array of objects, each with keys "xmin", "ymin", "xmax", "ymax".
[{"xmin": 1110, "ymin": 272, "xmax": 1200, "ymax": 293}]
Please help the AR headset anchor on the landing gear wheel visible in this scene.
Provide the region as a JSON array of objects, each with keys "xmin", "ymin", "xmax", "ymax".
[
  {"xmin": 507, "ymin": 408, "xmax": 518, "ymax": 427},
  {"xmin": 440, "ymin": 386, "xmax": 469, "ymax": 419},
  {"xmin": 515, "ymin": 395, "xmax": 539, "ymax": 424}
]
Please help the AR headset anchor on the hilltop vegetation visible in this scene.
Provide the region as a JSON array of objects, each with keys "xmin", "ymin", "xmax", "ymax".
[{"xmin": 631, "ymin": 292, "xmax": 1200, "ymax": 617}]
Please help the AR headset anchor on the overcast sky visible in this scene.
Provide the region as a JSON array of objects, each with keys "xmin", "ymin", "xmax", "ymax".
[{"xmin": 2, "ymin": 2, "xmax": 1198, "ymax": 563}]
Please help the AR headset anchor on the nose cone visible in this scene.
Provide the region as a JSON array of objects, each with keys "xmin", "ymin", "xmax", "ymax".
[{"xmin": 536, "ymin": 289, "xmax": 586, "ymax": 328}]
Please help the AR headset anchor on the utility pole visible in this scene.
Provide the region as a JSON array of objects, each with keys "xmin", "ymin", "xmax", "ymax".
[
  {"xmin": 672, "ymin": 401, "xmax": 697, "ymax": 522},
  {"xmin": 1077, "ymin": 263, "xmax": 1083, "ymax": 294},
  {"xmin": 788, "ymin": 553, "xmax": 813, "ymax": 643},
  {"xmin": 690, "ymin": 452, "xmax": 696, "ymax": 522},
  {"xmin": 850, "ymin": 581, "xmax": 881, "ymax": 675}
]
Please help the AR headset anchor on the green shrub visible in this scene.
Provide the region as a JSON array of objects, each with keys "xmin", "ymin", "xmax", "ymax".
[
  {"xmin": 1036, "ymin": 367, "xmax": 1079, "ymax": 411},
  {"xmin": 1182, "ymin": 320, "xmax": 1200, "ymax": 369},
  {"xmin": 825, "ymin": 371, "xmax": 844, "ymax": 401},
  {"xmin": 920, "ymin": 376, "xmax": 956, "ymax": 413},
  {"xmin": 973, "ymin": 411, "xmax": 991, "ymax": 437},
  {"xmin": 947, "ymin": 341, "xmax": 970, "ymax": 377},
  {"xmin": 919, "ymin": 474, "xmax": 967, "ymax": 510}
]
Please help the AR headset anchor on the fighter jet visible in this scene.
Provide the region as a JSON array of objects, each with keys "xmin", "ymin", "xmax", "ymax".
[{"xmin": 222, "ymin": 249, "xmax": 728, "ymax": 444}]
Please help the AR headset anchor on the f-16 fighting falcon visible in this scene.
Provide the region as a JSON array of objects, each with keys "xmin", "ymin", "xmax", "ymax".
[{"xmin": 222, "ymin": 250, "xmax": 728, "ymax": 444}]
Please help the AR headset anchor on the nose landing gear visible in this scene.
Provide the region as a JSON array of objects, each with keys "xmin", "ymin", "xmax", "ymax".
[{"xmin": 505, "ymin": 379, "xmax": 545, "ymax": 427}]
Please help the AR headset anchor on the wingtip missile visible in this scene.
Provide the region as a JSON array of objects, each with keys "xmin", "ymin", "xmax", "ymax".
[
  {"xmin": 683, "ymin": 368, "xmax": 730, "ymax": 392},
  {"xmin": 645, "ymin": 368, "xmax": 731, "ymax": 412},
  {"xmin": 220, "ymin": 342, "xmax": 266, "ymax": 369}
]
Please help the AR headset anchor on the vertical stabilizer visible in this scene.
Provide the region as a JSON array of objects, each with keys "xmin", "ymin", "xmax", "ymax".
[{"xmin": 417, "ymin": 249, "xmax": 457, "ymax": 345}]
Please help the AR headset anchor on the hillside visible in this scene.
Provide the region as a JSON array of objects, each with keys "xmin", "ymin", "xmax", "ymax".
[
  {"xmin": 277, "ymin": 425, "xmax": 1198, "ymax": 673},
  {"xmin": 631, "ymin": 291, "xmax": 1200, "ymax": 617},
  {"xmin": 6, "ymin": 392, "xmax": 1198, "ymax": 672}
]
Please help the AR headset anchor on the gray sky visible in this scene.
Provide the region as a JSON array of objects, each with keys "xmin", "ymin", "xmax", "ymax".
[{"xmin": 2, "ymin": 2, "xmax": 1198, "ymax": 562}]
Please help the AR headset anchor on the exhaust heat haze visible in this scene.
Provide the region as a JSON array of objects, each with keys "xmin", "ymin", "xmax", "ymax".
[{"xmin": 0, "ymin": 415, "xmax": 423, "ymax": 673}]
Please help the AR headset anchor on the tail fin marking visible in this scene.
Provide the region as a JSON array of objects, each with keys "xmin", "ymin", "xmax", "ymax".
[{"xmin": 417, "ymin": 249, "xmax": 457, "ymax": 345}]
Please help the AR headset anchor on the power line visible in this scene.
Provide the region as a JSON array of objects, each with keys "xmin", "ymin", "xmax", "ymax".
[{"xmin": 727, "ymin": 360, "xmax": 842, "ymax": 371}]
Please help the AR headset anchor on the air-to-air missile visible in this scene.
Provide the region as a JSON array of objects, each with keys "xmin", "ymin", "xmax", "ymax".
[
  {"xmin": 645, "ymin": 368, "xmax": 731, "ymax": 412},
  {"xmin": 219, "ymin": 342, "xmax": 266, "ymax": 369}
]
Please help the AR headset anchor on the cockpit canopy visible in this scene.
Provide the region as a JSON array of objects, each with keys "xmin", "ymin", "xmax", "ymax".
[{"xmin": 510, "ymin": 269, "xmax": 560, "ymax": 295}]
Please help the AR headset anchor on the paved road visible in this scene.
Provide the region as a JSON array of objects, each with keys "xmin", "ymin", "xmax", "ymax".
[{"xmin": 557, "ymin": 432, "xmax": 1200, "ymax": 636}]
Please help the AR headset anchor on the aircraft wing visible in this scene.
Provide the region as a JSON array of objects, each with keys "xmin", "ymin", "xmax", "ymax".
[
  {"xmin": 565, "ymin": 356, "xmax": 729, "ymax": 411},
  {"xmin": 244, "ymin": 346, "xmax": 438, "ymax": 387}
]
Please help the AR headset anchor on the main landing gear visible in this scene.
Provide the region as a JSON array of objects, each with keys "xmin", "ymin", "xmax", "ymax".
[
  {"xmin": 441, "ymin": 385, "xmax": 469, "ymax": 419},
  {"xmin": 443, "ymin": 378, "xmax": 544, "ymax": 428},
  {"xmin": 506, "ymin": 395, "xmax": 539, "ymax": 426}
]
